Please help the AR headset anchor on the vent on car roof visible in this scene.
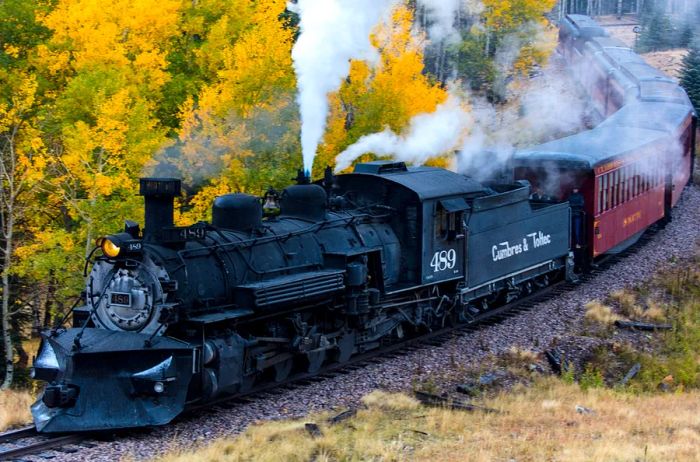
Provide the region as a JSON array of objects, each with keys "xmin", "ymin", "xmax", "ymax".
[{"xmin": 353, "ymin": 161, "xmax": 408, "ymax": 175}]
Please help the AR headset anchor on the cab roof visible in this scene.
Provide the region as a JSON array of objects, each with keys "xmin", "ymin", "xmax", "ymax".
[{"xmin": 350, "ymin": 161, "xmax": 488, "ymax": 200}]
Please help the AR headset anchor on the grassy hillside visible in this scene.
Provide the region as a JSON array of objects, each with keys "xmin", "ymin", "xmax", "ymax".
[{"xmin": 155, "ymin": 384, "xmax": 700, "ymax": 462}]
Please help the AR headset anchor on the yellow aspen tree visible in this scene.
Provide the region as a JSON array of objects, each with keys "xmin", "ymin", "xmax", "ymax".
[
  {"xmin": 37, "ymin": 0, "xmax": 181, "ymax": 95},
  {"xmin": 35, "ymin": 0, "xmax": 180, "ymax": 258},
  {"xmin": 0, "ymin": 75, "xmax": 47, "ymax": 388},
  {"xmin": 174, "ymin": 0, "xmax": 299, "ymax": 222},
  {"xmin": 316, "ymin": 4, "xmax": 449, "ymax": 173},
  {"xmin": 481, "ymin": 0, "xmax": 558, "ymax": 71},
  {"xmin": 55, "ymin": 91, "xmax": 166, "ymax": 257}
]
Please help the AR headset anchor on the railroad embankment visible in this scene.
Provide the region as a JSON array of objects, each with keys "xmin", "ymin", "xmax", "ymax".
[{"xmin": 154, "ymin": 248, "xmax": 700, "ymax": 462}]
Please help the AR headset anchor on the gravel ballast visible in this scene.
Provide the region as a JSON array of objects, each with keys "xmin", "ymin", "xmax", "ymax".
[{"xmin": 39, "ymin": 183, "xmax": 700, "ymax": 462}]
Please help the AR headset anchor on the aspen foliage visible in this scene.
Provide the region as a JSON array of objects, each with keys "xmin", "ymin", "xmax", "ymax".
[
  {"xmin": 482, "ymin": 0, "xmax": 558, "ymax": 71},
  {"xmin": 316, "ymin": 4, "xmax": 449, "ymax": 173},
  {"xmin": 37, "ymin": 0, "xmax": 181, "ymax": 92},
  {"xmin": 0, "ymin": 74, "xmax": 48, "ymax": 388},
  {"xmin": 171, "ymin": 0, "xmax": 298, "ymax": 223}
]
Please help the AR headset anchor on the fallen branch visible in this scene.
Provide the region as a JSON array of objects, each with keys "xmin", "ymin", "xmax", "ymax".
[
  {"xmin": 545, "ymin": 348, "xmax": 564, "ymax": 375},
  {"xmin": 456, "ymin": 383, "xmax": 478, "ymax": 396},
  {"xmin": 414, "ymin": 391, "xmax": 499, "ymax": 413},
  {"xmin": 327, "ymin": 409, "xmax": 356, "ymax": 425},
  {"xmin": 615, "ymin": 320, "xmax": 672, "ymax": 331},
  {"xmin": 618, "ymin": 363, "xmax": 641, "ymax": 386}
]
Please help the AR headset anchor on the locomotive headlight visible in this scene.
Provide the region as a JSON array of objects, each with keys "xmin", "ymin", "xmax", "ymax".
[
  {"xmin": 101, "ymin": 238, "xmax": 121, "ymax": 258},
  {"xmin": 153, "ymin": 381, "xmax": 165, "ymax": 393},
  {"xmin": 96, "ymin": 233, "xmax": 142, "ymax": 259}
]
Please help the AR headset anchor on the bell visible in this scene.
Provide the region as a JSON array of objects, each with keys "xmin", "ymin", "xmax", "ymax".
[{"xmin": 263, "ymin": 187, "xmax": 280, "ymax": 212}]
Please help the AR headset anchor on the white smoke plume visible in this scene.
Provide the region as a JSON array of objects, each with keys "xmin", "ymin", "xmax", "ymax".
[
  {"xmin": 291, "ymin": 0, "xmax": 398, "ymax": 175},
  {"xmin": 416, "ymin": 0, "xmax": 462, "ymax": 44},
  {"xmin": 335, "ymin": 98, "xmax": 470, "ymax": 172}
]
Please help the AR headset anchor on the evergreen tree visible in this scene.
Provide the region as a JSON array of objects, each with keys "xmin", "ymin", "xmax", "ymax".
[
  {"xmin": 680, "ymin": 39, "xmax": 700, "ymax": 111},
  {"xmin": 637, "ymin": 9, "xmax": 673, "ymax": 52}
]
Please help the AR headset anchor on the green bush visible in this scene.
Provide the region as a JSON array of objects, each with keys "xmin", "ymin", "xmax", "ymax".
[{"xmin": 579, "ymin": 365, "xmax": 605, "ymax": 391}]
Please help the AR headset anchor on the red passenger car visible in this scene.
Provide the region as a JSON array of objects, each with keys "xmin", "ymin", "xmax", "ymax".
[{"xmin": 511, "ymin": 15, "xmax": 696, "ymax": 265}]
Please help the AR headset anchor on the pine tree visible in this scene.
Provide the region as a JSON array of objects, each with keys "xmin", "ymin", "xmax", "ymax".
[
  {"xmin": 637, "ymin": 9, "xmax": 673, "ymax": 52},
  {"xmin": 680, "ymin": 39, "xmax": 700, "ymax": 111}
]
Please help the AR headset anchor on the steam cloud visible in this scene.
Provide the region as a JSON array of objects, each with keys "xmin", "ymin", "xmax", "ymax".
[
  {"xmin": 291, "ymin": 0, "xmax": 398, "ymax": 175},
  {"xmin": 416, "ymin": 0, "xmax": 462, "ymax": 43},
  {"xmin": 335, "ymin": 98, "xmax": 471, "ymax": 172}
]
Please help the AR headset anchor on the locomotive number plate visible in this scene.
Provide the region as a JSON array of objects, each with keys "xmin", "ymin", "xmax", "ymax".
[{"xmin": 110, "ymin": 292, "xmax": 132, "ymax": 307}]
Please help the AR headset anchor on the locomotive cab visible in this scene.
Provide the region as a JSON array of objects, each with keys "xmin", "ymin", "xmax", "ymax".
[{"xmin": 335, "ymin": 161, "xmax": 487, "ymax": 288}]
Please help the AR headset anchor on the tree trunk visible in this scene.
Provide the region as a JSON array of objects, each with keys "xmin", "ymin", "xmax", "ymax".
[
  {"xmin": 11, "ymin": 317, "xmax": 28, "ymax": 369},
  {"xmin": 85, "ymin": 221, "xmax": 93, "ymax": 260},
  {"xmin": 1, "ymin": 215, "xmax": 14, "ymax": 390},
  {"xmin": 32, "ymin": 288, "xmax": 41, "ymax": 337},
  {"xmin": 45, "ymin": 276, "xmax": 56, "ymax": 329},
  {"xmin": 485, "ymin": 30, "xmax": 491, "ymax": 57}
]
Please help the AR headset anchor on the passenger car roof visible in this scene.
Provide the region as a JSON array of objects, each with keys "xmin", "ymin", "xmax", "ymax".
[{"xmin": 513, "ymin": 116, "xmax": 667, "ymax": 169}]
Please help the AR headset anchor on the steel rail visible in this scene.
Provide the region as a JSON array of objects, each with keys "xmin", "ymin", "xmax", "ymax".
[{"xmin": 0, "ymin": 430, "xmax": 84, "ymax": 460}]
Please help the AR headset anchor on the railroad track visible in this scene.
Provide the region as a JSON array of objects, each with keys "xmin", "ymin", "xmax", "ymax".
[
  {"xmin": 0, "ymin": 224, "xmax": 660, "ymax": 460},
  {"xmin": 0, "ymin": 426, "xmax": 87, "ymax": 460}
]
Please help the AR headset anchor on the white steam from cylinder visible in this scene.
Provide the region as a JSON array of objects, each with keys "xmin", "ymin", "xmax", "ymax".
[
  {"xmin": 335, "ymin": 98, "xmax": 471, "ymax": 172},
  {"xmin": 291, "ymin": 0, "xmax": 398, "ymax": 175}
]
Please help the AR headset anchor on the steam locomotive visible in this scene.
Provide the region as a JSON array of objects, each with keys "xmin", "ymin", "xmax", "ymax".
[
  {"xmin": 32, "ymin": 165, "xmax": 574, "ymax": 432},
  {"xmin": 29, "ymin": 15, "xmax": 695, "ymax": 433}
]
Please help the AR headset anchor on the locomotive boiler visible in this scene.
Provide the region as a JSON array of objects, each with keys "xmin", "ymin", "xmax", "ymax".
[{"xmin": 31, "ymin": 162, "xmax": 573, "ymax": 432}]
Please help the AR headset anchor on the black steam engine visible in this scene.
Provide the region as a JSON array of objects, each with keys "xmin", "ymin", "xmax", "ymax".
[{"xmin": 32, "ymin": 162, "xmax": 573, "ymax": 432}]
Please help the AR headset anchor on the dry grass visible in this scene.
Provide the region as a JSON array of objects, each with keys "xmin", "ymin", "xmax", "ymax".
[
  {"xmin": 584, "ymin": 300, "xmax": 619, "ymax": 327},
  {"xmin": 608, "ymin": 290, "xmax": 668, "ymax": 322},
  {"xmin": 642, "ymin": 299, "xmax": 667, "ymax": 323},
  {"xmin": 0, "ymin": 389, "xmax": 34, "ymax": 432},
  {"xmin": 499, "ymin": 346, "xmax": 541, "ymax": 374},
  {"xmin": 153, "ymin": 381, "xmax": 700, "ymax": 462},
  {"xmin": 503, "ymin": 346, "xmax": 539, "ymax": 364},
  {"xmin": 610, "ymin": 290, "xmax": 641, "ymax": 318}
]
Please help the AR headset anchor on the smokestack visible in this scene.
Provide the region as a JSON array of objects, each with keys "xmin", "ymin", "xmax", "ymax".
[{"xmin": 139, "ymin": 178, "xmax": 181, "ymax": 241}]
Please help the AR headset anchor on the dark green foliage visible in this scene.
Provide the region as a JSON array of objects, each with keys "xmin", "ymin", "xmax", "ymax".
[
  {"xmin": 158, "ymin": 40, "xmax": 206, "ymax": 133},
  {"xmin": 0, "ymin": 0, "xmax": 52, "ymax": 99},
  {"xmin": 680, "ymin": 40, "xmax": 700, "ymax": 110},
  {"xmin": 637, "ymin": 2, "xmax": 700, "ymax": 52},
  {"xmin": 457, "ymin": 35, "xmax": 496, "ymax": 91},
  {"xmin": 636, "ymin": 10, "xmax": 674, "ymax": 52},
  {"xmin": 0, "ymin": 0, "xmax": 52, "ymax": 63},
  {"xmin": 455, "ymin": 36, "xmax": 497, "ymax": 97}
]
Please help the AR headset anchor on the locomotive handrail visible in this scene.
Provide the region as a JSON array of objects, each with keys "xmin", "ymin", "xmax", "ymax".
[
  {"xmin": 73, "ymin": 270, "xmax": 117, "ymax": 349},
  {"xmin": 175, "ymin": 212, "xmax": 366, "ymax": 258},
  {"xmin": 172, "ymin": 197, "xmax": 394, "ymax": 260}
]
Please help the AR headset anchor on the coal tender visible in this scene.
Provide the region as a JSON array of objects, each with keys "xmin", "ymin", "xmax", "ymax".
[{"xmin": 31, "ymin": 161, "xmax": 573, "ymax": 432}]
